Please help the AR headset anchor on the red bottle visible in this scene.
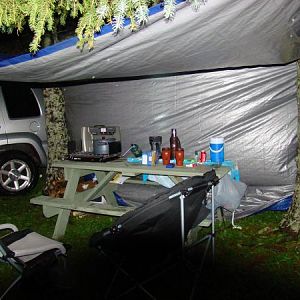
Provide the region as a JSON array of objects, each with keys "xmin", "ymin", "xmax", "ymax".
[{"xmin": 170, "ymin": 128, "xmax": 181, "ymax": 160}]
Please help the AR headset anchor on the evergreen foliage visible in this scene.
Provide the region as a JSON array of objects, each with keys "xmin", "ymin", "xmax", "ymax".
[{"xmin": 0, "ymin": 0, "xmax": 206, "ymax": 53}]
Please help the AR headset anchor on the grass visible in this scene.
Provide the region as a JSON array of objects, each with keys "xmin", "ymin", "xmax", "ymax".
[
  {"xmin": 0, "ymin": 178, "xmax": 116, "ymax": 296},
  {"xmin": 1, "ymin": 178, "xmax": 300, "ymax": 299}
]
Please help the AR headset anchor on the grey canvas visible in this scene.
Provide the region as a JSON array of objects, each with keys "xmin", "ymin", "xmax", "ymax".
[
  {"xmin": 0, "ymin": 0, "xmax": 299, "ymax": 82},
  {"xmin": 0, "ymin": 0, "xmax": 299, "ymax": 217},
  {"xmin": 64, "ymin": 63, "xmax": 298, "ymax": 218}
]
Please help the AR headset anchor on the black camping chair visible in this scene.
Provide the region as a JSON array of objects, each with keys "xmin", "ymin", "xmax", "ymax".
[
  {"xmin": 90, "ymin": 170, "xmax": 219, "ymax": 300},
  {"xmin": 0, "ymin": 224, "xmax": 69, "ymax": 299}
]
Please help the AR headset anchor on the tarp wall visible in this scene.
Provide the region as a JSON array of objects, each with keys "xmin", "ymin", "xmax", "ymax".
[
  {"xmin": 64, "ymin": 63, "xmax": 298, "ymax": 217},
  {"xmin": 0, "ymin": 0, "xmax": 299, "ymax": 217}
]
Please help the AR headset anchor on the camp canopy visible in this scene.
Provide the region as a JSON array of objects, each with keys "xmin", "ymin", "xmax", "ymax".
[
  {"xmin": 0, "ymin": 0, "xmax": 300, "ymax": 217},
  {"xmin": 0, "ymin": 0, "xmax": 299, "ymax": 83}
]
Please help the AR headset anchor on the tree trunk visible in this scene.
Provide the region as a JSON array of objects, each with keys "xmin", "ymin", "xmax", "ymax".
[
  {"xmin": 280, "ymin": 61, "xmax": 300, "ymax": 236},
  {"xmin": 43, "ymin": 88, "xmax": 69, "ymax": 196}
]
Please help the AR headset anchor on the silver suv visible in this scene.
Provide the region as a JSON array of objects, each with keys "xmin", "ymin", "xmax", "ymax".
[{"xmin": 0, "ymin": 85, "xmax": 47, "ymax": 195}]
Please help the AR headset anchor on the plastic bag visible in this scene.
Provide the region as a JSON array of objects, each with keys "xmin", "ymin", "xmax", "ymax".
[{"xmin": 207, "ymin": 174, "xmax": 247, "ymax": 210}]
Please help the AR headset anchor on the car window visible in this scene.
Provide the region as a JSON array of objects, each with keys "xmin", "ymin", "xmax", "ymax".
[{"xmin": 2, "ymin": 86, "xmax": 40, "ymax": 119}]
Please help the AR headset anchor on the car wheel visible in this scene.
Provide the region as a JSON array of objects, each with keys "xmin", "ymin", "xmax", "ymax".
[{"xmin": 0, "ymin": 152, "xmax": 39, "ymax": 195}]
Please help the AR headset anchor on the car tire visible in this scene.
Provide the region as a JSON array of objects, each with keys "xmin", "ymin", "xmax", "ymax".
[{"xmin": 0, "ymin": 152, "xmax": 39, "ymax": 195}]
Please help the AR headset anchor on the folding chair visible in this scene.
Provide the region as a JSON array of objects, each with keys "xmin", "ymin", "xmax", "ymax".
[
  {"xmin": 90, "ymin": 170, "xmax": 219, "ymax": 300},
  {"xmin": 0, "ymin": 224, "xmax": 68, "ymax": 299}
]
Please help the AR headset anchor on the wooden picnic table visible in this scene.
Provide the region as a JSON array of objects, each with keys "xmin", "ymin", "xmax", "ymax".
[{"xmin": 30, "ymin": 159, "xmax": 229, "ymax": 239}]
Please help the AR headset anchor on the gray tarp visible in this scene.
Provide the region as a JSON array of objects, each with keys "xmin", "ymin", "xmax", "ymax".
[
  {"xmin": 64, "ymin": 63, "xmax": 298, "ymax": 218},
  {"xmin": 0, "ymin": 0, "xmax": 299, "ymax": 83},
  {"xmin": 0, "ymin": 0, "xmax": 299, "ymax": 217}
]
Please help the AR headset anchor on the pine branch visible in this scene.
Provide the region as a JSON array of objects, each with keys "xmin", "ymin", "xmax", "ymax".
[
  {"xmin": 132, "ymin": 0, "xmax": 148, "ymax": 27},
  {"xmin": 76, "ymin": 0, "xmax": 106, "ymax": 50},
  {"xmin": 0, "ymin": 0, "xmax": 210, "ymax": 52},
  {"xmin": 0, "ymin": 0, "xmax": 26, "ymax": 29},
  {"xmin": 111, "ymin": 0, "xmax": 128, "ymax": 33},
  {"xmin": 27, "ymin": 0, "xmax": 56, "ymax": 53},
  {"xmin": 163, "ymin": 0, "xmax": 176, "ymax": 20},
  {"xmin": 187, "ymin": 0, "xmax": 207, "ymax": 11}
]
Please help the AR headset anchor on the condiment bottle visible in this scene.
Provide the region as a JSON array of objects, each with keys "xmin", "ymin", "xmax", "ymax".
[
  {"xmin": 170, "ymin": 128, "xmax": 181, "ymax": 160},
  {"xmin": 131, "ymin": 144, "xmax": 142, "ymax": 157}
]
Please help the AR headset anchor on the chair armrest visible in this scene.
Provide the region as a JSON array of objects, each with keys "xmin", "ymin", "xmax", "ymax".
[{"xmin": 0, "ymin": 224, "xmax": 18, "ymax": 232}]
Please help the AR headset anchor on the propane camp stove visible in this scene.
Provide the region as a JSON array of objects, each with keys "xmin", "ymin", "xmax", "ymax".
[{"xmin": 68, "ymin": 152, "xmax": 120, "ymax": 162}]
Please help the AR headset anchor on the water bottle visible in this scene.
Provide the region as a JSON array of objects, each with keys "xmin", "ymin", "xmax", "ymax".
[{"xmin": 170, "ymin": 129, "xmax": 181, "ymax": 160}]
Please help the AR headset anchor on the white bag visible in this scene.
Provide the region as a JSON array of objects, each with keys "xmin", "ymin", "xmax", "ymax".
[{"xmin": 208, "ymin": 174, "xmax": 247, "ymax": 210}]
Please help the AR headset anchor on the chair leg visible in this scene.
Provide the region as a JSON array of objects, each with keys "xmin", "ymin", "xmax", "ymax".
[
  {"xmin": 100, "ymin": 249, "xmax": 156, "ymax": 300},
  {"xmin": 188, "ymin": 234, "xmax": 213, "ymax": 300},
  {"xmin": 110, "ymin": 252, "xmax": 196, "ymax": 300},
  {"xmin": 112, "ymin": 266, "xmax": 157, "ymax": 300},
  {"xmin": 0, "ymin": 275, "xmax": 22, "ymax": 300},
  {"xmin": 104, "ymin": 263, "xmax": 122, "ymax": 299}
]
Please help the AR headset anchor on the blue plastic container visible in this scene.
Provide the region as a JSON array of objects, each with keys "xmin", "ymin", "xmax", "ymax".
[{"xmin": 209, "ymin": 137, "xmax": 224, "ymax": 163}]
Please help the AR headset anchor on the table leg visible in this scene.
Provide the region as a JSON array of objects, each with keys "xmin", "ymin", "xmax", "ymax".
[
  {"xmin": 76, "ymin": 171, "xmax": 117, "ymax": 204},
  {"xmin": 101, "ymin": 183, "xmax": 118, "ymax": 206},
  {"xmin": 64, "ymin": 168, "xmax": 81, "ymax": 198},
  {"xmin": 52, "ymin": 209, "xmax": 71, "ymax": 240},
  {"xmin": 50, "ymin": 168, "xmax": 80, "ymax": 239},
  {"xmin": 217, "ymin": 207, "xmax": 225, "ymax": 222}
]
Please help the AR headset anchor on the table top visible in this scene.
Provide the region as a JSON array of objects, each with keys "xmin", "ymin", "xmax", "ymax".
[{"xmin": 53, "ymin": 159, "xmax": 230, "ymax": 178}]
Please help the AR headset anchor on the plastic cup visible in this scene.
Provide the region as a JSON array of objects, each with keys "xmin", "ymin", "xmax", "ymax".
[
  {"xmin": 175, "ymin": 148, "xmax": 184, "ymax": 167},
  {"xmin": 162, "ymin": 147, "xmax": 171, "ymax": 165}
]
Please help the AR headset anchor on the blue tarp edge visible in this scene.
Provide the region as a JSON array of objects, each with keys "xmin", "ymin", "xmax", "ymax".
[{"xmin": 265, "ymin": 195, "xmax": 293, "ymax": 211}]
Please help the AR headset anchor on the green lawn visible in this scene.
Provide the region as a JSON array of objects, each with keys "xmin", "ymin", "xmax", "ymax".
[{"xmin": 1, "ymin": 179, "xmax": 300, "ymax": 299}]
